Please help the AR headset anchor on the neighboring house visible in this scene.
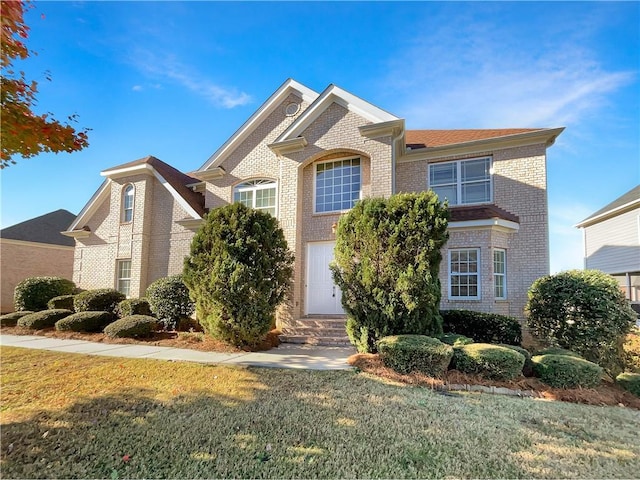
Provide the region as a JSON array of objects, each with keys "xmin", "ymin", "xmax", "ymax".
[
  {"xmin": 576, "ymin": 185, "xmax": 640, "ymax": 306},
  {"xmin": 1, "ymin": 209, "xmax": 76, "ymax": 313},
  {"xmin": 63, "ymin": 79, "xmax": 563, "ymax": 340}
]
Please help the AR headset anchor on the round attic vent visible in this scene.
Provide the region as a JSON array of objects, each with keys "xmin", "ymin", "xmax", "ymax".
[{"xmin": 284, "ymin": 102, "xmax": 300, "ymax": 116}]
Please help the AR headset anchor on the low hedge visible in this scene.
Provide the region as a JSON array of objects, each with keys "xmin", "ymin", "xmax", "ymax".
[
  {"xmin": 104, "ymin": 315, "xmax": 159, "ymax": 338},
  {"xmin": 74, "ymin": 289, "xmax": 126, "ymax": 314},
  {"xmin": 116, "ymin": 298, "xmax": 152, "ymax": 318},
  {"xmin": 0, "ymin": 311, "xmax": 34, "ymax": 327},
  {"xmin": 47, "ymin": 295, "xmax": 75, "ymax": 311},
  {"xmin": 441, "ymin": 310, "xmax": 522, "ymax": 345},
  {"xmin": 616, "ymin": 372, "xmax": 640, "ymax": 397},
  {"xmin": 17, "ymin": 309, "xmax": 72, "ymax": 329},
  {"xmin": 14, "ymin": 276, "xmax": 75, "ymax": 311},
  {"xmin": 377, "ymin": 335, "xmax": 453, "ymax": 377},
  {"xmin": 55, "ymin": 311, "xmax": 115, "ymax": 332},
  {"xmin": 531, "ymin": 354, "xmax": 603, "ymax": 388},
  {"xmin": 452, "ymin": 343, "xmax": 525, "ymax": 380},
  {"xmin": 499, "ymin": 344, "xmax": 534, "ymax": 377},
  {"xmin": 439, "ymin": 333, "xmax": 474, "ymax": 347}
]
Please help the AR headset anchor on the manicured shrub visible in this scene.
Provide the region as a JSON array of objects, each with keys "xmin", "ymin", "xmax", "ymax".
[
  {"xmin": 73, "ymin": 289, "xmax": 125, "ymax": 314},
  {"xmin": 499, "ymin": 344, "xmax": 534, "ymax": 377},
  {"xmin": 623, "ymin": 328, "xmax": 640, "ymax": 373},
  {"xmin": 103, "ymin": 315, "xmax": 159, "ymax": 338},
  {"xmin": 0, "ymin": 311, "xmax": 34, "ymax": 327},
  {"xmin": 184, "ymin": 203, "xmax": 294, "ymax": 349},
  {"xmin": 526, "ymin": 270, "xmax": 636, "ymax": 377},
  {"xmin": 531, "ymin": 354, "xmax": 603, "ymax": 389},
  {"xmin": 452, "ymin": 343, "xmax": 525, "ymax": 381},
  {"xmin": 616, "ymin": 372, "xmax": 640, "ymax": 397},
  {"xmin": 439, "ymin": 333, "xmax": 474, "ymax": 347},
  {"xmin": 47, "ymin": 295, "xmax": 75, "ymax": 311},
  {"xmin": 145, "ymin": 276, "xmax": 193, "ymax": 329},
  {"xmin": 14, "ymin": 276, "xmax": 75, "ymax": 311},
  {"xmin": 534, "ymin": 347, "xmax": 582, "ymax": 358},
  {"xmin": 377, "ymin": 335, "xmax": 454, "ymax": 377},
  {"xmin": 17, "ymin": 309, "xmax": 72, "ymax": 329},
  {"xmin": 331, "ymin": 192, "xmax": 450, "ymax": 353},
  {"xmin": 55, "ymin": 311, "xmax": 115, "ymax": 332},
  {"xmin": 116, "ymin": 298, "xmax": 152, "ymax": 318},
  {"xmin": 441, "ymin": 310, "xmax": 522, "ymax": 346}
]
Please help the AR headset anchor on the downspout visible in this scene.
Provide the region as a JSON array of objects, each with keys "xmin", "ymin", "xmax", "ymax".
[{"xmin": 391, "ymin": 127, "xmax": 404, "ymax": 195}]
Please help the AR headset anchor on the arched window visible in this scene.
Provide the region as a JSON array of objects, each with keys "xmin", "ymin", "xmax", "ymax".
[
  {"xmin": 122, "ymin": 184, "xmax": 134, "ymax": 223},
  {"xmin": 233, "ymin": 179, "xmax": 277, "ymax": 216}
]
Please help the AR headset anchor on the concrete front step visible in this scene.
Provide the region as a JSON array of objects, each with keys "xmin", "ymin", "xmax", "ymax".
[
  {"xmin": 287, "ymin": 318, "xmax": 347, "ymax": 329},
  {"xmin": 279, "ymin": 335, "xmax": 351, "ymax": 346},
  {"xmin": 280, "ymin": 327, "xmax": 347, "ymax": 337},
  {"xmin": 279, "ymin": 317, "xmax": 349, "ymax": 346}
]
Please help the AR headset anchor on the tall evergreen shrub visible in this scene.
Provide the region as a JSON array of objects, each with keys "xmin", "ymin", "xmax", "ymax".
[{"xmin": 330, "ymin": 192, "xmax": 449, "ymax": 353}]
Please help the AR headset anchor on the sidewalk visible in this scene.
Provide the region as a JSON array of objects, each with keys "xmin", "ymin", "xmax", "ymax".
[{"xmin": 0, "ymin": 334, "xmax": 356, "ymax": 371}]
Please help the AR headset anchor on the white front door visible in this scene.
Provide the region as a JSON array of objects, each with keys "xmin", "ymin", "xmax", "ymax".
[{"xmin": 306, "ymin": 242, "xmax": 345, "ymax": 315}]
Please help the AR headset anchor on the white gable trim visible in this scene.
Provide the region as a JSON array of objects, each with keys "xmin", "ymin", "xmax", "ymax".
[
  {"xmin": 65, "ymin": 180, "xmax": 111, "ymax": 232},
  {"xmin": 151, "ymin": 170, "xmax": 201, "ymax": 219},
  {"xmin": 274, "ymin": 84, "xmax": 399, "ymax": 144},
  {"xmin": 196, "ymin": 78, "xmax": 318, "ymax": 172}
]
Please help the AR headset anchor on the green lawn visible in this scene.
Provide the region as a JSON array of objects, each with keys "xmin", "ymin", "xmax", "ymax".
[{"xmin": 1, "ymin": 346, "xmax": 639, "ymax": 479}]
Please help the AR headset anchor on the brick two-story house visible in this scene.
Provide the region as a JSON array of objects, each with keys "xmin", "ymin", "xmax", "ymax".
[{"xmin": 63, "ymin": 79, "xmax": 563, "ymax": 341}]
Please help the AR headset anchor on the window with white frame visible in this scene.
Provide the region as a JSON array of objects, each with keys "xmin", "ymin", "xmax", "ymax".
[
  {"xmin": 233, "ymin": 179, "xmax": 277, "ymax": 216},
  {"xmin": 493, "ymin": 249, "xmax": 506, "ymax": 299},
  {"xmin": 315, "ymin": 157, "xmax": 361, "ymax": 213},
  {"xmin": 122, "ymin": 184, "xmax": 134, "ymax": 223},
  {"xmin": 429, "ymin": 157, "xmax": 492, "ymax": 205},
  {"xmin": 449, "ymin": 248, "xmax": 480, "ymax": 299},
  {"xmin": 116, "ymin": 259, "xmax": 132, "ymax": 296}
]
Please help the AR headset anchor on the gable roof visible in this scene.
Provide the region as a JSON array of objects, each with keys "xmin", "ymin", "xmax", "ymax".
[
  {"xmin": 576, "ymin": 184, "xmax": 640, "ymax": 228},
  {"xmin": 1, "ymin": 209, "xmax": 76, "ymax": 246},
  {"xmin": 405, "ymin": 129, "xmax": 543, "ymax": 149},
  {"xmin": 197, "ymin": 78, "xmax": 319, "ymax": 172}
]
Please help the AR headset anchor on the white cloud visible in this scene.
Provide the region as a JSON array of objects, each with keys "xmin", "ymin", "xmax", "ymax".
[{"xmin": 132, "ymin": 85, "xmax": 143, "ymax": 92}]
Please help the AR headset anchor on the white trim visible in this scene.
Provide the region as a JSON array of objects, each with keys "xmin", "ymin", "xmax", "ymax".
[
  {"xmin": 448, "ymin": 248, "xmax": 481, "ymax": 300},
  {"xmin": 493, "ymin": 248, "xmax": 507, "ymax": 300},
  {"xmin": 116, "ymin": 258, "xmax": 132, "ymax": 297},
  {"xmin": 197, "ymin": 79, "xmax": 319, "ymax": 171},
  {"xmin": 313, "ymin": 156, "xmax": 362, "ymax": 214},
  {"xmin": 121, "ymin": 183, "xmax": 135, "ymax": 223},
  {"xmin": 575, "ymin": 198, "xmax": 640, "ymax": 228},
  {"xmin": 101, "ymin": 163, "xmax": 154, "ymax": 178},
  {"xmin": 0, "ymin": 238, "xmax": 75, "ymax": 250},
  {"xmin": 428, "ymin": 156, "xmax": 493, "ymax": 207},
  {"xmin": 233, "ymin": 178, "xmax": 278, "ymax": 217},
  {"xmin": 176, "ymin": 218, "xmax": 204, "ymax": 231},
  {"xmin": 66, "ymin": 180, "xmax": 111, "ymax": 232},
  {"xmin": 448, "ymin": 219, "xmax": 520, "ymax": 232},
  {"xmin": 305, "ymin": 240, "xmax": 343, "ymax": 316},
  {"xmin": 275, "ymin": 84, "xmax": 399, "ymax": 144},
  {"xmin": 151, "ymin": 170, "xmax": 201, "ymax": 219}
]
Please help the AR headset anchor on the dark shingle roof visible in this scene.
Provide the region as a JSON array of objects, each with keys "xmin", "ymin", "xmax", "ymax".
[
  {"xmin": 1, "ymin": 209, "xmax": 76, "ymax": 246},
  {"xmin": 577, "ymin": 185, "xmax": 640, "ymax": 227},
  {"xmin": 405, "ymin": 129, "xmax": 542, "ymax": 149},
  {"xmin": 449, "ymin": 205, "xmax": 520, "ymax": 224}
]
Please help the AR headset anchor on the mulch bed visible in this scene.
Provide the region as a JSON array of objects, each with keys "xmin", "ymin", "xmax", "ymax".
[{"xmin": 349, "ymin": 353, "xmax": 640, "ymax": 410}]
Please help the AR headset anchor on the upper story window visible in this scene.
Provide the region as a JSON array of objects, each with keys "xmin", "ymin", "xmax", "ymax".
[
  {"xmin": 233, "ymin": 179, "xmax": 277, "ymax": 216},
  {"xmin": 315, "ymin": 157, "xmax": 361, "ymax": 213},
  {"xmin": 122, "ymin": 184, "xmax": 134, "ymax": 223},
  {"xmin": 429, "ymin": 157, "xmax": 492, "ymax": 205}
]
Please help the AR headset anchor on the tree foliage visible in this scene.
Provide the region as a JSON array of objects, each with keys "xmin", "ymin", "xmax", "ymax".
[
  {"xmin": 145, "ymin": 275, "xmax": 194, "ymax": 330},
  {"xmin": 183, "ymin": 203, "xmax": 294, "ymax": 348},
  {"xmin": 330, "ymin": 192, "xmax": 450, "ymax": 353},
  {"xmin": 1, "ymin": 1, "xmax": 89, "ymax": 168},
  {"xmin": 526, "ymin": 269, "xmax": 637, "ymax": 377}
]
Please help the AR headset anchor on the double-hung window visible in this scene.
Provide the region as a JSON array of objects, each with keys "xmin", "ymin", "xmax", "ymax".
[
  {"xmin": 493, "ymin": 249, "xmax": 507, "ymax": 299},
  {"xmin": 116, "ymin": 259, "xmax": 132, "ymax": 297},
  {"xmin": 429, "ymin": 157, "xmax": 492, "ymax": 205},
  {"xmin": 449, "ymin": 248, "xmax": 480, "ymax": 300},
  {"xmin": 315, "ymin": 157, "xmax": 361, "ymax": 213},
  {"xmin": 122, "ymin": 184, "xmax": 134, "ymax": 223},
  {"xmin": 233, "ymin": 179, "xmax": 277, "ymax": 217}
]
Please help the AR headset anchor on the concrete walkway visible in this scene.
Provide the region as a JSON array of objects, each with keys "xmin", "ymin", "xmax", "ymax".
[{"xmin": 0, "ymin": 334, "xmax": 356, "ymax": 371}]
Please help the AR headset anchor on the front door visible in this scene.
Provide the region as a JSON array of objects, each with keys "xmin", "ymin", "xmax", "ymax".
[{"xmin": 306, "ymin": 242, "xmax": 345, "ymax": 315}]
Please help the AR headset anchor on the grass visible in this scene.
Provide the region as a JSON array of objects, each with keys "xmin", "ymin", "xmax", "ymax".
[{"xmin": 2, "ymin": 347, "xmax": 639, "ymax": 479}]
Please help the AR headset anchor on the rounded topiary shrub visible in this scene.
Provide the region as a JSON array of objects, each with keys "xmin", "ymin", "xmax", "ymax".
[
  {"xmin": 47, "ymin": 295, "xmax": 75, "ymax": 311},
  {"xmin": 439, "ymin": 333, "xmax": 474, "ymax": 347},
  {"xmin": 73, "ymin": 289, "xmax": 126, "ymax": 314},
  {"xmin": 116, "ymin": 298, "xmax": 152, "ymax": 318},
  {"xmin": 14, "ymin": 276, "xmax": 75, "ymax": 311},
  {"xmin": 616, "ymin": 372, "xmax": 640, "ymax": 397},
  {"xmin": 17, "ymin": 309, "xmax": 72, "ymax": 329},
  {"xmin": 0, "ymin": 311, "xmax": 34, "ymax": 327},
  {"xmin": 499, "ymin": 344, "xmax": 534, "ymax": 377},
  {"xmin": 441, "ymin": 310, "xmax": 522, "ymax": 346},
  {"xmin": 55, "ymin": 311, "xmax": 115, "ymax": 332},
  {"xmin": 452, "ymin": 343, "xmax": 525, "ymax": 380},
  {"xmin": 526, "ymin": 270, "xmax": 636, "ymax": 377},
  {"xmin": 531, "ymin": 354, "xmax": 603, "ymax": 389},
  {"xmin": 377, "ymin": 335, "xmax": 454, "ymax": 377},
  {"xmin": 103, "ymin": 315, "xmax": 159, "ymax": 338},
  {"xmin": 145, "ymin": 276, "xmax": 193, "ymax": 330}
]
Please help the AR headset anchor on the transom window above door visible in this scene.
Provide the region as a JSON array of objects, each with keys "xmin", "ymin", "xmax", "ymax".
[
  {"xmin": 233, "ymin": 179, "xmax": 277, "ymax": 216},
  {"xmin": 315, "ymin": 157, "xmax": 361, "ymax": 213},
  {"xmin": 429, "ymin": 157, "xmax": 492, "ymax": 205}
]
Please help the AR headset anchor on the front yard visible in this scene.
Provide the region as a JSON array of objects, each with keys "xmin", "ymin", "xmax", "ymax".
[{"xmin": 1, "ymin": 347, "xmax": 639, "ymax": 479}]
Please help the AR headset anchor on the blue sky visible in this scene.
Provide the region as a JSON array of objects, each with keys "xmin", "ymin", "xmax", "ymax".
[{"xmin": 1, "ymin": 1, "xmax": 638, "ymax": 273}]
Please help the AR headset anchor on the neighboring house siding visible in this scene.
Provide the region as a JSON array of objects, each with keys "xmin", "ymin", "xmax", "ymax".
[
  {"xmin": 0, "ymin": 240, "xmax": 74, "ymax": 313},
  {"xmin": 584, "ymin": 208, "xmax": 640, "ymax": 274}
]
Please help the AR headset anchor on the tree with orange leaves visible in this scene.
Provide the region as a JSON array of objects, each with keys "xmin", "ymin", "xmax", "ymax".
[{"xmin": 1, "ymin": 0, "xmax": 89, "ymax": 168}]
